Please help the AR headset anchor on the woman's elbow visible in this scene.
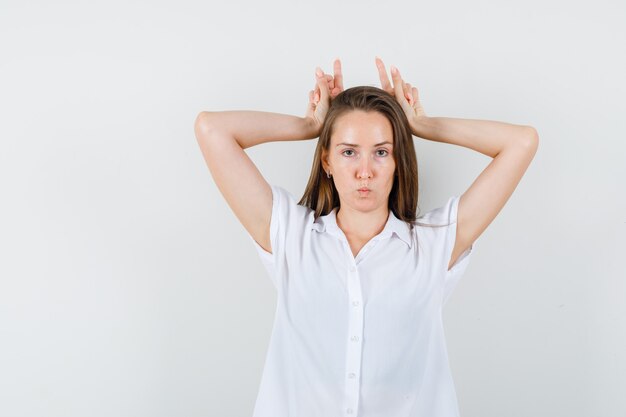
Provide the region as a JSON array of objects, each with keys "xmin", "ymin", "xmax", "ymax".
[
  {"xmin": 521, "ymin": 125, "xmax": 539, "ymax": 152},
  {"xmin": 194, "ymin": 111, "xmax": 218, "ymax": 138}
]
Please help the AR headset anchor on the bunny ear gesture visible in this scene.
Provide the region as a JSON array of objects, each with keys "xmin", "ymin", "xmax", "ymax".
[
  {"xmin": 328, "ymin": 58, "xmax": 344, "ymax": 99},
  {"xmin": 305, "ymin": 58, "xmax": 345, "ymax": 136},
  {"xmin": 375, "ymin": 56, "xmax": 427, "ymax": 126},
  {"xmin": 312, "ymin": 58, "xmax": 344, "ymax": 103}
]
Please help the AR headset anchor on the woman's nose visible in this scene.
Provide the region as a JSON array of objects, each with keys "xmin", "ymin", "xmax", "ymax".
[{"xmin": 357, "ymin": 157, "xmax": 373, "ymax": 178}]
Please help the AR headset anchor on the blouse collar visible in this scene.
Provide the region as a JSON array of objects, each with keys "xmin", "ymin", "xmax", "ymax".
[{"xmin": 312, "ymin": 206, "xmax": 412, "ymax": 248}]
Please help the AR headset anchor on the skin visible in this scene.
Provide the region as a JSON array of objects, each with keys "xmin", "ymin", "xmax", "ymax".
[{"xmin": 321, "ymin": 110, "xmax": 396, "ymax": 255}]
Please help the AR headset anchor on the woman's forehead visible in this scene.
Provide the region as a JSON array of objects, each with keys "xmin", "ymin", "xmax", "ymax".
[
  {"xmin": 330, "ymin": 131, "xmax": 394, "ymax": 148},
  {"xmin": 333, "ymin": 139, "xmax": 393, "ymax": 148},
  {"xmin": 333, "ymin": 111, "xmax": 392, "ymax": 137}
]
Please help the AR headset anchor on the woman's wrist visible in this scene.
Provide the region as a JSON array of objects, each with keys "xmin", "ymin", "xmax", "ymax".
[
  {"xmin": 409, "ymin": 115, "xmax": 432, "ymax": 139},
  {"xmin": 302, "ymin": 116, "xmax": 322, "ymax": 139}
]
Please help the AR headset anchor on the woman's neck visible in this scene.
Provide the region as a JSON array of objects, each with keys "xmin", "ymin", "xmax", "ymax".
[{"xmin": 336, "ymin": 205, "xmax": 389, "ymax": 242}]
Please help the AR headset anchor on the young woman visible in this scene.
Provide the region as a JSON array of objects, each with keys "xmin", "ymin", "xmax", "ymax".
[{"xmin": 194, "ymin": 57, "xmax": 538, "ymax": 417}]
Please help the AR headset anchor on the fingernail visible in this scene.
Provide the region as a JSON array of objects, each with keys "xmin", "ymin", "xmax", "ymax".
[
  {"xmin": 316, "ymin": 67, "xmax": 323, "ymax": 77},
  {"xmin": 391, "ymin": 66, "xmax": 397, "ymax": 75}
]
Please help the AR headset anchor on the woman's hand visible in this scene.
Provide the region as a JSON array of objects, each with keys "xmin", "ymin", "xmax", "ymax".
[
  {"xmin": 305, "ymin": 58, "xmax": 344, "ymax": 137},
  {"xmin": 375, "ymin": 56, "xmax": 428, "ymax": 136}
]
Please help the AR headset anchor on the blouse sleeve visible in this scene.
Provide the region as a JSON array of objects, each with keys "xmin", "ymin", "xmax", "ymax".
[
  {"xmin": 441, "ymin": 194, "xmax": 477, "ymax": 305},
  {"xmin": 416, "ymin": 195, "xmax": 478, "ymax": 305},
  {"xmin": 244, "ymin": 184, "xmax": 295, "ymax": 290}
]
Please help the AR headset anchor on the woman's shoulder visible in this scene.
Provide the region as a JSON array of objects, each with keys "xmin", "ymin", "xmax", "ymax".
[
  {"xmin": 269, "ymin": 184, "xmax": 313, "ymax": 212},
  {"xmin": 267, "ymin": 184, "xmax": 317, "ymax": 226},
  {"xmin": 413, "ymin": 195, "xmax": 461, "ymax": 227}
]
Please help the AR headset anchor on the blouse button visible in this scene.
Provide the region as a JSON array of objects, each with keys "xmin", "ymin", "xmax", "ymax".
[
  {"xmin": 351, "ymin": 335, "xmax": 359, "ymax": 342},
  {"xmin": 352, "ymin": 300, "xmax": 359, "ymax": 307},
  {"xmin": 349, "ymin": 266, "xmax": 356, "ymax": 272},
  {"xmin": 348, "ymin": 372, "xmax": 356, "ymax": 378},
  {"xmin": 346, "ymin": 408, "xmax": 354, "ymax": 414}
]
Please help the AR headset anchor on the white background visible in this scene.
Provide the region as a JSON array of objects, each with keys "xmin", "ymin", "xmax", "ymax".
[{"xmin": 1, "ymin": 0, "xmax": 624, "ymax": 416}]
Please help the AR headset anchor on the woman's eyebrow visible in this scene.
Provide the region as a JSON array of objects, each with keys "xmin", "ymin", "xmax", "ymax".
[{"xmin": 336, "ymin": 141, "xmax": 393, "ymax": 147}]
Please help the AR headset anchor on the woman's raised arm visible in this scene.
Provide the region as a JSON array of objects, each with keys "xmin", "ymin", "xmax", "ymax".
[
  {"xmin": 194, "ymin": 112, "xmax": 314, "ymax": 253},
  {"xmin": 195, "ymin": 111, "xmax": 318, "ymax": 149},
  {"xmin": 375, "ymin": 57, "xmax": 539, "ymax": 271},
  {"xmin": 193, "ymin": 61, "xmax": 342, "ymax": 254}
]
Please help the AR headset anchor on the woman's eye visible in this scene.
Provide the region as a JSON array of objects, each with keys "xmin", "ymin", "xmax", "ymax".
[{"xmin": 342, "ymin": 149, "xmax": 389, "ymax": 157}]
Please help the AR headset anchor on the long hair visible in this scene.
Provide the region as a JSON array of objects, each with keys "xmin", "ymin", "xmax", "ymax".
[{"xmin": 298, "ymin": 85, "xmax": 427, "ymax": 229}]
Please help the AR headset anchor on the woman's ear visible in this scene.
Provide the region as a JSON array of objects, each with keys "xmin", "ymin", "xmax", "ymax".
[{"xmin": 321, "ymin": 149, "xmax": 330, "ymax": 172}]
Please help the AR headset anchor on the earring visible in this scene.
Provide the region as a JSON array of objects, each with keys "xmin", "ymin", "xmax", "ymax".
[{"xmin": 327, "ymin": 171, "xmax": 332, "ymax": 178}]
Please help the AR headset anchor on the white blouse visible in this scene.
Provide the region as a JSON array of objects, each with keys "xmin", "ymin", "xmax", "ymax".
[{"xmin": 246, "ymin": 184, "xmax": 476, "ymax": 417}]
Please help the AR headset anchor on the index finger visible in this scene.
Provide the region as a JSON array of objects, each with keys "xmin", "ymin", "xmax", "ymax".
[
  {"xmin": 375, "ymin": 56, "xmax": 392, "ymax": 91},
  {"xmin": 333, "ymin": 58, "xmax": 343, "ymax": 91}
]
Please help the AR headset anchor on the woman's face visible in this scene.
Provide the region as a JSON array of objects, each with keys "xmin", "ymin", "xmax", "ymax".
[{"xmin": 322, "ymin": 110, "xmax": 396, "ymax": 213}]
